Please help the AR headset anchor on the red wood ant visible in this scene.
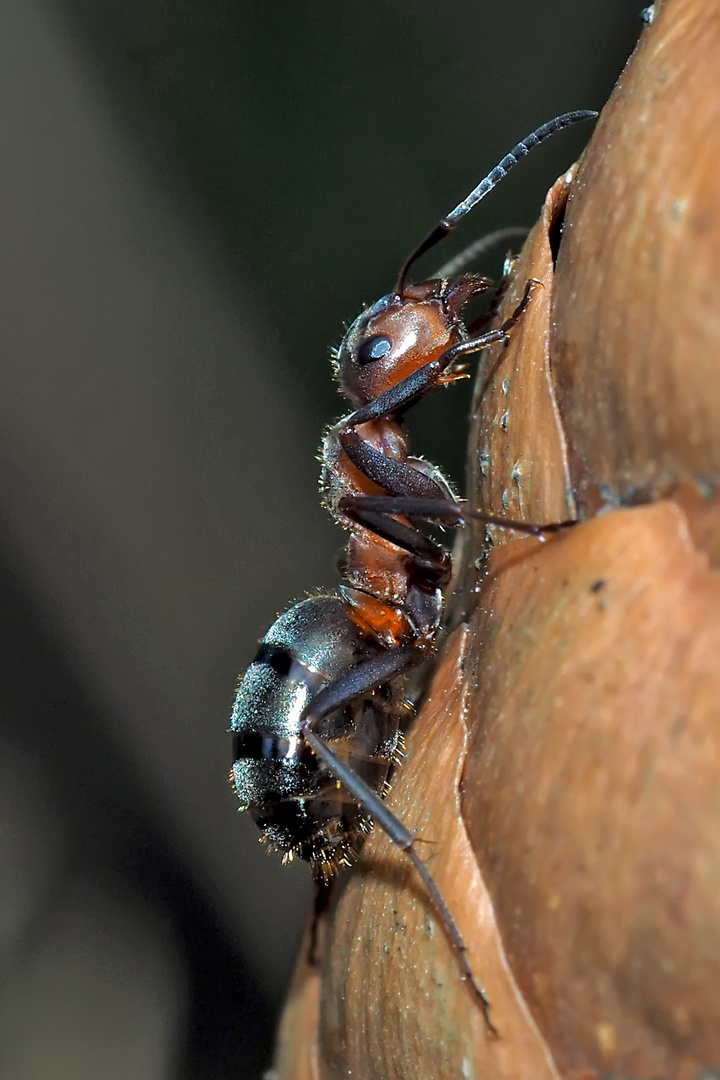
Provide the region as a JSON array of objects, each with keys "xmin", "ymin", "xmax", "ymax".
[{"xmin": 231, "ymin": 110, "xmax": 596, "ymax": 1031}]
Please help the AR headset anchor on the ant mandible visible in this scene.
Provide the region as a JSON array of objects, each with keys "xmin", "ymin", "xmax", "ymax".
[{"xmin": 230, "ymin": 109, "xmax": 596, "ymax": 1033}]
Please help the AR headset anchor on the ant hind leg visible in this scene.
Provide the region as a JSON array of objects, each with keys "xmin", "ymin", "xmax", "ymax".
[
  {"xmin": 308, "ymin": 877, "xmax": 335, "ymax": 967},
  {"xmin": 300, "ymin": 647, "xmax": 497, "ymax": 1033}
]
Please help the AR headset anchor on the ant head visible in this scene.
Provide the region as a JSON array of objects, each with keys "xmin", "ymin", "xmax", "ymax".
[
  {"xmin": 334, "ymin": 277, "xmax": 480, "ymax": 407},
  {"xmin": 333, "ymin": 111, "xmax": 598, "ymax": 409}
]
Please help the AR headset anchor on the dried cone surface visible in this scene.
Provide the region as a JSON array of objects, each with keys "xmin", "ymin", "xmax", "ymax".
[{"xmin": 272, "ymin": 1, "xmax": 720, "ymax": 1076}]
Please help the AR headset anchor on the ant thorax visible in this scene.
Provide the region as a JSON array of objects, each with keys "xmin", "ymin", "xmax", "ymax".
[{"xmin": 320, "ymin": 280, "xmax": 471, "ymax": 632}]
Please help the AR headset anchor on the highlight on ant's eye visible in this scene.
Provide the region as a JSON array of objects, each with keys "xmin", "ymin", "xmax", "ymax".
[{"xmin": 357, "ymin": 334, "xmax": 392, "ymax": 365}]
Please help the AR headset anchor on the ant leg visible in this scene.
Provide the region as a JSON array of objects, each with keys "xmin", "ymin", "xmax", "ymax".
[
  {"xmin": 340, "ymin": 494, "xmax": 577, "ymax": 539},
  {"xmin": 308, "ymin": 878, "xmax": 334, "ymax": 967},
  {"xmin": 340, "ymin": 495, "xmax": 451, "ymax": 583},
  {"xmin": 339, "ymin": 430, "xmax": 450, "ymax": 502},
  {"xmin": 301, "ymin": 647, "xmax": 497, "ymax": 1033}
]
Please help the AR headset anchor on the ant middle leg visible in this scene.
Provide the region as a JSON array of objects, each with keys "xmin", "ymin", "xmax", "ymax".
[
  {"xmin": 339, "ymin": 494, "xmax": 452, "ymax": 585},
  {"xmin": 340, "ymin": 494, "xmax": 576, "ymax": 539},
  {"xmin": 300, "ymin": 645, "xmax": 497, "ymax": 1033}
]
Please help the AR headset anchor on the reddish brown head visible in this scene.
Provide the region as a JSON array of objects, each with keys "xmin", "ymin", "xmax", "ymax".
[{"xmin": 333, "ymin": 276, "xmax": 488, "ymax": 408}]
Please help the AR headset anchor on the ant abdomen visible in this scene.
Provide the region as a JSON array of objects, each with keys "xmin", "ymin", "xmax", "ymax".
[{"xmin": 231, "ymin": 594, "xmax": 405, "ymax": 878}]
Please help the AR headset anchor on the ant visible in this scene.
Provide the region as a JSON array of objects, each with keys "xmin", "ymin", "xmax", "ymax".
[{"xmin": 230, "ymin": 110, "xmax": 596, "ymax": 1033}]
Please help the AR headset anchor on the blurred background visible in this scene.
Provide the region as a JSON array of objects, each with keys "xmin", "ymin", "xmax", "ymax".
[{"xmin": 0, "ymin": 3, "xmax": 643, "ymax": 1077}]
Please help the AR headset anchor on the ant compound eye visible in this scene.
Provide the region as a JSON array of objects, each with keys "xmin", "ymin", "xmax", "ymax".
[{"xmin": 356, "ymin": 334, "xmax": 392, "ymax": 365}]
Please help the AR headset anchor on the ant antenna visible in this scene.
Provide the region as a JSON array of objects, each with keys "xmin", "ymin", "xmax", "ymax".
[
  {"xmin": 395, "ymin": 110, "xmax": 598, "ymax": 295},
  {"xmin": 432, "ymin": 225, "xmax": 528, "ymax": 281}
]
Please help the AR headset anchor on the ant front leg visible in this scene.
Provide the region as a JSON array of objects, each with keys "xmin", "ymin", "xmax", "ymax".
[{"xmin": 300, "ymin": 646, "xmax": 497, "ymax": 1033}]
